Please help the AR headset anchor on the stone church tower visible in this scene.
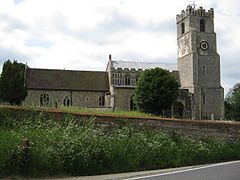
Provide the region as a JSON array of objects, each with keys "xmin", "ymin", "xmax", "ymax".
[{"xmin": 176, "ymin": 5, "xmax": 224, "ymax": 119}]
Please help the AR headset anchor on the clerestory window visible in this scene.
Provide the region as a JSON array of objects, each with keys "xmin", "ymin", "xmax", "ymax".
[{"xmin": 125, "ymin": 76, "xmax": 131, "ymax": 86}]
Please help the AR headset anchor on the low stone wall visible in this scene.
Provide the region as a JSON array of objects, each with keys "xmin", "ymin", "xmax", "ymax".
[
  {"xmin": 1, "ymin": 105, "xmax": 240, "ymax": 139},
  {"xmin": 88, "ymin": 113, "xmax": 240, "ymax": 139}
]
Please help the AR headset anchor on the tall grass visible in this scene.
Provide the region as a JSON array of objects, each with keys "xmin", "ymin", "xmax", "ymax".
[{"xmin": 0, "ymin": 108, "xmax": 240, "ymax": 177}]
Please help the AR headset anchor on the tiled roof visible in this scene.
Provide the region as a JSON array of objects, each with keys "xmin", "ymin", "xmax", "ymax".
[
  {"xmin": 27, "ymin": 68, "xmax": 109, "ymax": 91},
  {"xmin": 112, "ymin": 60, "xmax": 177, "ymax": 71}
]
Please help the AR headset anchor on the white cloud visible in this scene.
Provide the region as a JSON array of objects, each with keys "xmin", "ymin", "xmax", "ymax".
[{"xmin": 0, "ymin": 0, "xmax": 240, "ymax": 95}]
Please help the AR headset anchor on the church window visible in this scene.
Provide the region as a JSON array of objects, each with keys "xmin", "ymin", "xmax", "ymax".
[
  {"xmin": 113, "ymin": 73, "xmax": 118, "ymax": 85},
  {"xmin": 63, "ymin": 96, "xmax": 70, "ymax": 107},
  {"xmin": 200, "ymin": 19, "xmax": 205, "ymax": 32},
  {"xmin": 113, "ymin": 73, "xmax": 123, "ymax": 86},
  {"xmin": 125, "ymin": 76, "xmax": 131, "ymax": 86},
  {"xmin": 181, "ymin": 22, "xmax": 185, "ymax": 34},
  {"xmin": 118, "ymin": 78, "xmax": 121, "ymax": 85},
  {"xmin": 99, "ymin": 96, "xmax": 105, "ymax": 107},
  {"xmin": 40, "ymin": 94, "xmax": 49, "ymax": 107}
]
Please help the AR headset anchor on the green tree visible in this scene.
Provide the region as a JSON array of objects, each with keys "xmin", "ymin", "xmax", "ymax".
[
  {"xmin": 225, "ymin": 84, "xmax": 240, "ymax": 120},
  {"xmin": 0, "ymin": 60, "xmax": 28, "ymax": 105},
  {"xmin": 134, "ymin": 67, "xmax": 179, "ymax": 115}
]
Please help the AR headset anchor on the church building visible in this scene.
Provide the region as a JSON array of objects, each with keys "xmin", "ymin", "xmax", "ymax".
[{"xmin": 24, "ymin": 5, "xmax": 224, "ymax": 120}]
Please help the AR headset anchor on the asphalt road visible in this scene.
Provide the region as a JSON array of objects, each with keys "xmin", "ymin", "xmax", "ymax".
[{"xmin": 127, "ymin": 160, "xmax": 240, "ymax": 180}]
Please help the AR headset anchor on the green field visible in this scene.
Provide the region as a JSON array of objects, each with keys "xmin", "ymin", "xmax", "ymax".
[{"xmin": 0, "ymin": 108, "xmax": 240, "ymax": 177}]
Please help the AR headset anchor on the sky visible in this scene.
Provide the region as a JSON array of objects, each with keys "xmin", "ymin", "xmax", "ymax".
[{"xmin": 0, "ymin": 0, "xmax": 240, "ymax": 95}]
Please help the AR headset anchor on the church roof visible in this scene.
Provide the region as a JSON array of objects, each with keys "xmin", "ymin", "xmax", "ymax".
[
  {"xmin": 26, "ymin": 68, "xmax": 109, "ymax": 92},
  {"xmin": 111, "ymin": 60, "xmax": 177, "ymax": 71}
]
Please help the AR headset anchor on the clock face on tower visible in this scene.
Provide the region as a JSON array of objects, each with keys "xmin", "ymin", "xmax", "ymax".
[{"xmin": 200, "ymin": 41, "xmax": 209, "ymax": 50}]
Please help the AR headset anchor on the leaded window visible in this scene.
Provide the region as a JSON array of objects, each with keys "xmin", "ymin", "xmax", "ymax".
[
  {"xmin": 40, "ymin": 94, "xmax": 49, "ymax": 107},
  {"xmin": 99, "ymin": 96, "xmax": 105, "ymax": 107},
  {"xmin": 125, "ymin": 76, "xmax": 131, "ymax": 86},
  {"xmin": 63, "ymin": 96, "xmax": 70, "ymax": 107}
]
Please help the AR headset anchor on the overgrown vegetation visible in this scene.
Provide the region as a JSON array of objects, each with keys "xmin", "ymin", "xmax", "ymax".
[{"xmin": 0, "ymin": 108, "xmax": 240, "ymax": 177}]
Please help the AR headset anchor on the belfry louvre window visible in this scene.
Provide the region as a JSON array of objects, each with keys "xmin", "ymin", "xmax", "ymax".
[
  {"xmin": 63, "ymin": 96, "xmax": 70, "ymax": 107},
  {"xmin": 181, "ymin": 22, "xmax": 185, "ymax": 34},
  {"xmin": 200, "ymin": 19, "xmax": 205, "ymax": 32},
  {"xmin": 40, "ymin": 94, "xmax": 49, "ymax": 107},
  {"xmin": 99, "ymin": 96, "xmax": 105, "ymax": 107}
]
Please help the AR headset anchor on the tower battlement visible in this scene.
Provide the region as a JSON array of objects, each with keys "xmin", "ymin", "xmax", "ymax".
[{"xmin": 176, "ymin": 5, "xmax": 214, "ymax": 23}]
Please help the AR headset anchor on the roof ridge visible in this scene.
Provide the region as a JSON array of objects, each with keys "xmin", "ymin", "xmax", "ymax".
[
  {"xmin": 28, "ymin": 68, "xmax": 106, "ymax": 73},
  {"xmin": 112, "ymin": 60, "xmax": 176, "ymax": 65},
  {"xmin": 111, "ymin": 60, "xmax": 177, "ymax": 71}
]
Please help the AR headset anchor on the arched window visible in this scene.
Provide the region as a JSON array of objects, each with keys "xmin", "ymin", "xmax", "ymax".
[
  {"xmin": 181, "ymin": 22, "xmax": 185, "ymax": 34},
  {"xmin": 99, "ymin": 96, "xmax": 105, "ymax": 107},
  {"xmin": 129, "ymin": 95, "xmax": 137, "ymax": 111},
  {"xmin": 63, "ymin": 96, "xmax": 70, "ymax": 107},
  {"xmin": 200, "ymin": 19, "xmax": 205, "ymax": 32},
  {"xmin": 125, "ymin": 76, "xmax": 131, "ymax": 86},
  {"xmin": 40, "ymin": 94, "xmax": 49, "ymax": 107}
]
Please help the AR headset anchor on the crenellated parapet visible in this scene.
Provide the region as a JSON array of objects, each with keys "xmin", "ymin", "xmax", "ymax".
[{"xmin": 176, "ymin": 5, "xmax": 214, "ymax": 23}]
